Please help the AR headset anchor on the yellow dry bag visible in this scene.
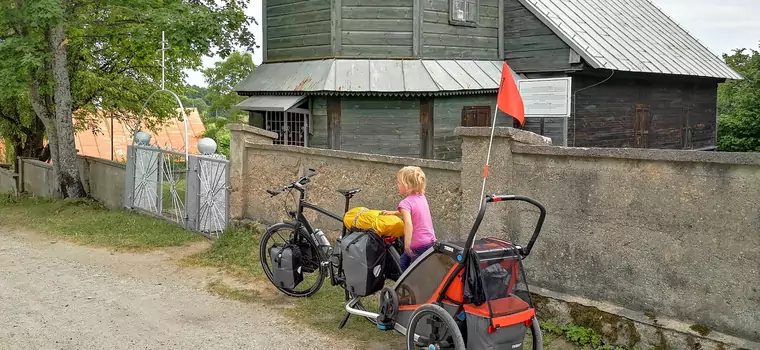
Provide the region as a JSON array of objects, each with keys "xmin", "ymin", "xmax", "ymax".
[{"xmin": 343, "ymin": 207, "xmax": 405, "ymax": 238}]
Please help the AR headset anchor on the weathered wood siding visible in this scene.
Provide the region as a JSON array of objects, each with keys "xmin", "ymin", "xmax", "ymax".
[
  {"xmin": 503, "ymin": 0, "xmax": 578, "ymax": 72},
  {"xmin": 310, "ymin": 97, "xmax": 329, "ymax": 148},
  {"xmin": 266, "ymin": 0, "xmax": 332, "ymax": 61},
  {"xmin": 523, "ymin": 118, "xmax": 566, "ymax": 145},
  {"xmin": 570, "ymin": 73, "xmax": 719, "ymax": 149},
  {"xmin": 340, "ymin": 97, "xmax": 420, "ymax": 157},
  {"xmin": 433, "ymin": 94, "xmax": 511, "ymax": 161},
  {"xmin": 340, "ymin": 0, "xmax": 414, "ymax": 57},
  {"xmin": 422, "ymin": 0, "xmax": 500, "ymax": 59}
]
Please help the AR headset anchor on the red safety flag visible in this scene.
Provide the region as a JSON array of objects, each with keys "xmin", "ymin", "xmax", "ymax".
[{"xmin": 496, "ymin": 62, "xmax": 525, "ymax": 127}]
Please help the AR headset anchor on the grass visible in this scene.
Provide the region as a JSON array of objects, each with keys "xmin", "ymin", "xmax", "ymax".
[
  {"xmin": 184, "ymin": 227, "xmax": 403, "ymax": 348},
  {"xmin": 0, "ymin": 193, "xmax": 203, "ymax": 251}
]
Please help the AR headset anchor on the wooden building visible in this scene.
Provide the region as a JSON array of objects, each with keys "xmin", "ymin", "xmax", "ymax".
[
  {"xmin": 234, "ymin": 0, "xmax": 519, "ymax": 161},
  {"xmin": 234, "ymin": 0, "xmax": 741, "ymax": 160},
  {"xmin": 503, "ymin": 0, "xmax": 742, "ymax": 150}
]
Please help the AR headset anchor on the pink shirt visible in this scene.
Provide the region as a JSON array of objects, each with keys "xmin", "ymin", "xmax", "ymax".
[{"xmin": 398, "ymin": 194, "xmax": 436, "ymax": 250}]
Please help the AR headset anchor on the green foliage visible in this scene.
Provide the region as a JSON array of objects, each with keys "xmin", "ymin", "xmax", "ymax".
[
  {"xmin": 194, "ymin": 51, "xmax": 255, "ymax": 158},
  {"xmin": 0, "ymin": 0, "xmax": 258, "ymax": 171},
  {"xmin": 541, "ymin": 321, "xmax": 627, "ymax": 350},
  {"xmin": 202, "ymin": 51, "xmax": 256, "ymax": 122},
  {"xmin": 689, "ymin": 324, "xmax": 711, "ymax": 337},
  {"xmin": 181, "ymin": 85, "xmax": 211, "ymax": 116},
  {"xmin": 202, "ymin": 118, "xmax": 231, "ymax": 158},
  {"xmin": 717, "ymin": 46, "xmax": 760, "ymax": 152}
]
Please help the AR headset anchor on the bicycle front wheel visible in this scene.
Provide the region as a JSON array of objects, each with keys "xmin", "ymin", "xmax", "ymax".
[{"xmin": 259, "ymin": 222, "xmax": 325, "ymax": 297}]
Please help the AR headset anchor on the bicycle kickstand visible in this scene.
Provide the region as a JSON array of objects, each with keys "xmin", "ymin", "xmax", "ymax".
[{"xmin": 338, "ymin": 312, "xmax": 352, "ymax": 329}]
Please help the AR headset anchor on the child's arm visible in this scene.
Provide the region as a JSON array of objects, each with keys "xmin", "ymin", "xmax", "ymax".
[
  {"xmin": 380, "ymin": 210, "xmax": 400, "ymax": 216},
  {"xmin": 400, "ymin": 208, "xmax": 414, "ymax": 256}
]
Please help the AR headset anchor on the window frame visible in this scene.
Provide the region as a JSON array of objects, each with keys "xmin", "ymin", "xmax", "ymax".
[
  {"xmin": 449, "ymin": 0, "xmax": 479, "ymax": 27},
  {"xmin": 461, "ymin": 106, "xmax": 492, "ymax": 127}
]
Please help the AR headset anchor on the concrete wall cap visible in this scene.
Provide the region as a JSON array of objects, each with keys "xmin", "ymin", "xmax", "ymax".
[
  {"xmin": 244, "ymin": 142, "xmax": 462, "ymax": 171},
  {"xmin": 228, "ymin": 123, "xmax": 278, "ymax": 139},
  {"xmin": 454, "ymin": 126, "xmax": 552, "ymax": 145},
  {"xmin": 513, "ymin": 144, "xmax": 760, "ymax": 165}
]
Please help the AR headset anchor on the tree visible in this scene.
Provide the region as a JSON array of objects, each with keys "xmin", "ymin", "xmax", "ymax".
[
  {"xmin": 182, "ymin": 85, "xmax": 211, "ymax": 117},
  {"xmin": 196, "ymin": 51, "xmax": 256, "ymax": 157},
  {"xmin": 717, "ymin": 46, "xmax": 760, "ymax": 152},
  {"xmin": 0, "ymin": 0, "xmax": 257, "ymax": 197},
  {"xmin": 202, "ymin": 51, "xmax": 256, "ymax": 122}
]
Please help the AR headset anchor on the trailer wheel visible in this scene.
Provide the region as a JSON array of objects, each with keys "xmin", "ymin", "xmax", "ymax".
[
  {"xmin": 530, "ymin": 316, "xmax": 543, "ymax": 350},
  {"xmin": 405, "ymin": 304, "xmax": 465, "ymax": 350}
]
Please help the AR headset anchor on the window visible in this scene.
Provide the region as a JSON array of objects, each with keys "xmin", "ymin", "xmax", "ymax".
[
  {"xmin": 264, "ymin": 109, "xmax": 309, "ymax": 146},
  {"xmin": 450, "ymin": 0, "xmax": 478, "ymax": 26},
  {"xmin": 461, "ymin": 106, "xmax": 491, "ymax": 127}
]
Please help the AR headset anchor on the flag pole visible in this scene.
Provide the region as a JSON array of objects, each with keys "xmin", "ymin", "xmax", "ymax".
[{"xmin": 478, "ymin": 104, "xmax": 501, "ymax": 210}]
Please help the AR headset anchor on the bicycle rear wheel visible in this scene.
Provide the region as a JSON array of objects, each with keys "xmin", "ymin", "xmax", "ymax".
[{"xmin": 260, "ymin": 222, "xmax": 325, "ymax": 297}]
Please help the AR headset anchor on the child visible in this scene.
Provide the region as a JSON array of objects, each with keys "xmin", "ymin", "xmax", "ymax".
[{"xmin": 381, "ymin": 166, "xmax": 437, "ymax": 271}]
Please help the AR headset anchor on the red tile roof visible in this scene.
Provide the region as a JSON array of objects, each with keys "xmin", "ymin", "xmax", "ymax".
[
  {"xmin": 0, "ymin": 109, "xmax": 207, "ymax": 164},
  {"xmin": 73, "ymin": 109, "xmax": 206, "ymax": 162}
]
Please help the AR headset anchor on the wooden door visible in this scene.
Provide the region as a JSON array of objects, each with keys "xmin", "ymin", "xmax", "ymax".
[
  {"xmin": 681, "ymin": 106, "xmax": 693, "ymax": 149},
  {"xmin": 461, "ymin": 106, "xmax": 492, "ymax": 127},
  {"xmin": 634, "ymin": 104, "xmax": 651, "ymax": 148}
]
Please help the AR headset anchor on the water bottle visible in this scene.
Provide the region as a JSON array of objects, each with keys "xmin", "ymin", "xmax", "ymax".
[{"xmin": 313, "ymin": 229, "xmax": 331, "ymax": 256}]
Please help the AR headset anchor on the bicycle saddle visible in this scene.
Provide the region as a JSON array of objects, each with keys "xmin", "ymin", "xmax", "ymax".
[{"xmin": 337, "ymin": 188, "xmax": 361, "ymax": 196}]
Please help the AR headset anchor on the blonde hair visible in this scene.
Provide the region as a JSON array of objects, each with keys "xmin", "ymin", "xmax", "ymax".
[{"xmin": 397, "ymin": 166, "xmax": 427, "ymax": 194}]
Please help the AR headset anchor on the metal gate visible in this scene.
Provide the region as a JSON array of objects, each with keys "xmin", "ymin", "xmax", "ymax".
[{"xmin": 123, "ymin": 144, "xmax": 230, "ymax": 237}]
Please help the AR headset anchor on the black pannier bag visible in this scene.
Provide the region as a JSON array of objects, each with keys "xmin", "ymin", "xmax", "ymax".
[
  {"xmin": 340, "ymin": 230, "xmax": 387, "ymax": 296},
  {"xmin": 270, "ymin": 243, "xmax": 304, "ymax": 290}
]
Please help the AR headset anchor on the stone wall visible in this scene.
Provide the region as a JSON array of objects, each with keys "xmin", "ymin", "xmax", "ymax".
[
  {"xmin": 231, "ymin": 124, "xmax": 461, "ymax": 237},
  {"xmin": 229, "ymin": 123, "xmax": 760, "ymax": 346},
  {"xmin": 20, "ymin": 159, "xmax": 56, "ymax": 197},
  {"xmin": 511, "ymin": 145, "xmax": 760, "ymax": 342},
  {"xmin": 457, "ymin": 128, "xmax": 760, "ymax": 343},
  {"xmin": 77, "ymin": 156, "xmax": 126, "ymax": 209},
  {"xmin": 11, "ymin": 157, "xmax": 126, "ymax": 208},
  {"xmin": 0, "ymin": 166, "xmax": 17, "ymax": 194}
]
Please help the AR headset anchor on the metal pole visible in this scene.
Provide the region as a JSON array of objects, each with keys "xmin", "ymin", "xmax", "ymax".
[
  {"xmin": 478, "ymin": 105, "xmax": 500, "ymax": 210},
  {"xmin": 111, "ymin": 113, "xmax": 114, "ymax": 161},
  {"xmin": 161, "ymin": 31, "xmax": 165, "ymax": 90}
]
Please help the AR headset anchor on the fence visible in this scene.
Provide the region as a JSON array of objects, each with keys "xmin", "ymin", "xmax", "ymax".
[{"xmin": 123, "ymin": 144, "xmax": 230, "ymax": 237}]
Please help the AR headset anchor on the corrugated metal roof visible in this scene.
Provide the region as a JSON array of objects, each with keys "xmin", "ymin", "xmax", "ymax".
[
  {"xmin": 518, "ymin": 0, "xmax": 743, "ymax": 80},
  {"xmin": 236, "ymin": 95, "xmax": 307, "ymax": 111},
  {"xmin": 233, "ymin": 59, "xmax": 521, "ymax": 95}
]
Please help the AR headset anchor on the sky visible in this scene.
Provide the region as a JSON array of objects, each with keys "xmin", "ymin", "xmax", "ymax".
[{"xmin": 184, "ymin": 0, "xmax": 760, "ymax": 87}]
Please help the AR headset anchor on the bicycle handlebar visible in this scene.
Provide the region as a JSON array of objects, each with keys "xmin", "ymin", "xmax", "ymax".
[
  {"xmin": 462, "ymin": 194, "xmax": 547, "ymax": 260},
  {"xmin": 266, "ymin": 168, "xmax": 320, "ymax": 197}
]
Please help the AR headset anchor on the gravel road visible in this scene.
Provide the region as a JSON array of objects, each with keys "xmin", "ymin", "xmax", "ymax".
[{"xmin": 0, "ymin": 228, "xmax": 355, "ymax": 350}]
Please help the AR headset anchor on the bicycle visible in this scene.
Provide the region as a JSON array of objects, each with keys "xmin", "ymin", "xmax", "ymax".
[{"xmin": 259, "ymin": 168, "xmax": 403, "ymax": 301}]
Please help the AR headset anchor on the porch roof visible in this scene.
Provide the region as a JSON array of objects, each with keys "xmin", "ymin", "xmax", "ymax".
[
  {"xmin": 233, "ymin": 59, "xmax": 521, "ymax": 96},
  {"xmin": 236, "ymin": 95, "xmax": 307, "ymax": 112}
]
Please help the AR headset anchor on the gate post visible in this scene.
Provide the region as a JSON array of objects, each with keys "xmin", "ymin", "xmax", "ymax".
[
  {"xmin": 123, "ymin": 145, "xmax": 136, "ymax": 208},
  {"xmin": 185, "ymin": 155, "xmax": 200, "ymax": 232}
]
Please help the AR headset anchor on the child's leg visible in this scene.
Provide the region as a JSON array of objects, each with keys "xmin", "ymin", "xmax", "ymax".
[
  {"xmin": 400, "ymin": 242, "xmax": 434, "ymax": 271},
  {"xmin": 399, "ymin": 252, "xmax": 412, "ymax": 271}
]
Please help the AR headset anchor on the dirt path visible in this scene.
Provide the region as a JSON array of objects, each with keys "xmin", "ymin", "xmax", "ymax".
[{"xmin": 0, "ymin": 227, "xmax": 356, "ymax": 350}]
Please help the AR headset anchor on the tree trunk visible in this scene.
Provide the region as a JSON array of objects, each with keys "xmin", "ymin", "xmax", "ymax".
[
  {"xmin": 49, "ymin": 17, "xmax": 86, "ymax": 198},
  {"xmin": 29, "ymin": 75, "xmax": 63, "ymax": 198}
]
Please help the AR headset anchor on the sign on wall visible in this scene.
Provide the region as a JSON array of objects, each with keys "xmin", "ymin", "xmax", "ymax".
[
  {"xmin": 518, "ymin": 77, "xmax": 572, "ymax": 116},
  {"xmin": 518, "ymin": 77, "xmax": 572, "ymax": 146}
]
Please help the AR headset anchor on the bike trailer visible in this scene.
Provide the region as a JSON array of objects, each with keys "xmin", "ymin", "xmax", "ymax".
[
  {"xmin": 343, "ymin": 207, "xmax": 405, "ymax": 238},
  {"xmin": 269, "ymin": 243, "xmax": 304, "ymax": 290},
  {"xmin": 457, "ymin": 238, "xmax": 534, "ymax": 350},
  {"xmin": 339, "ymin": 230, "xmax": 388, "ymax": 296}
]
